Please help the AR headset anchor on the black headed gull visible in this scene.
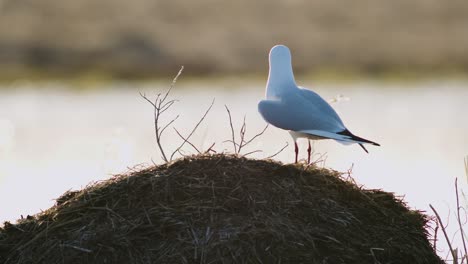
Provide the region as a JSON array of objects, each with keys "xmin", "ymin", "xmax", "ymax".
[{"xmin": 258, "ymin": 45, "xmax": 380, "ymax": 163}]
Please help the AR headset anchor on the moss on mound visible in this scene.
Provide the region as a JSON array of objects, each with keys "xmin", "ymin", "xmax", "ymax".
[{"xmin": 0, "ymin": 155, "xmax": 442, "ymax": 263}]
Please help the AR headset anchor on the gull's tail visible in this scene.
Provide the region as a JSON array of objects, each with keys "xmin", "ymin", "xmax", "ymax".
[
  {"xmin": 298, "ymin": 128, "xmax": 380, "ymax": 153},
  {"xmin": 336, "ymin": 129, "xmax": 380, "ymax": 146},
  {"xmin": 337, "ymin": 129, "xmax": 380, "ymax": 153}
]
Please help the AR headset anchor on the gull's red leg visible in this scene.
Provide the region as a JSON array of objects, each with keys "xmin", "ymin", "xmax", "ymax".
[
  {"xmin": 307, "ymin": 140, "xmax": 311, "ymax": 164},
  {"xmin": 294, "ymin": 141, "xmax": 299, "ymax": 163}
]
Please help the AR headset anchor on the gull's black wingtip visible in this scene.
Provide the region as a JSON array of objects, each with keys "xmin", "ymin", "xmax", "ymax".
[{"xmin": 338, "ymin": 129, "xmax": 380, "ymax": 147}]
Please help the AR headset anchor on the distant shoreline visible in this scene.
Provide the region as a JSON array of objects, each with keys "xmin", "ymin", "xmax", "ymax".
[
  {"xmin": 0, "ymin": 66, "xmax": 467, "ymax": 85},
  {"xmin": 2, "ymin": 0, "xmax": 468, "ymax": 84}
]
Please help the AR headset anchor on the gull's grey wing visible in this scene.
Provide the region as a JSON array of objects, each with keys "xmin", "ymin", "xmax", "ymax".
[
  {"xmin": 297, "ymin": 87, "xmax": 345, "ymax": 127},
  {"xmin": 258, "ymin": 93, "xmax": 346, "ymax": 133}
]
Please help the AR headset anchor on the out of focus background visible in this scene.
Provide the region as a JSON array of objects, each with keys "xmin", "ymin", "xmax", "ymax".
[
  {"xmin": 1, "ymin": 0, "xmax": 468, "ymax": 79},
  {"xmin": 0, "ymin": 0, "xmax": 467, "ymax": 259}
]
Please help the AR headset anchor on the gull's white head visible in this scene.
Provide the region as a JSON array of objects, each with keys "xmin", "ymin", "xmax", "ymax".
[
  {"xmin": 266, "ymin": 45, "xmax": 296, "ymax": 99},
  {"xmin": 269, "ymin": 45, "xmax": 292, "ymax": 66}
]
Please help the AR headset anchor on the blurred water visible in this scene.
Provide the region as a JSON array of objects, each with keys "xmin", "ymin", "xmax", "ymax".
[{"xmin": 0, "ymin": 80, "xmax": 467, "ymax": 253}]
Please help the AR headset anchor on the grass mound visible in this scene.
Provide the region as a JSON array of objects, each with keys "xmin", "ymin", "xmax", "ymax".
[{"xmin": 0, "ymin": 154, "xmax": 442, "ymax": 263}]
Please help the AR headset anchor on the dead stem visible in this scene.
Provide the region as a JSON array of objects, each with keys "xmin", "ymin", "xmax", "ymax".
[
  {"xmin": 266, "ymin": 142, "xmax": 289, "ymax": 159},
  {"xmin": 170, "ymin": 99, "xmax": 215, "ymax": 161},
  {"xmin": 430, "ymin": 204, "xmax": 458, "ymax": 264},
  {"xmin": 455, "ymin": 178, "xmax": 468, "ymax": 262},
  {"xmin": 140, "ymin": 66, "xmax": 184, "ymax": 162}
]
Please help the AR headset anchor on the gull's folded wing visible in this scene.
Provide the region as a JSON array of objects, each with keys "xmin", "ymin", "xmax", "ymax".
[
  {"xmin": 298, "ymin": 87, "xmax": 344, "ymax": 124},
  {"xmin": 258, "ymin": 99, "xmax": 346, "ymax": 132}
]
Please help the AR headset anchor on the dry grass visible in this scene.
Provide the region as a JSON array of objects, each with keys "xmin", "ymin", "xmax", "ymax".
[{"xmin": 0, "ymin": 154, "xmax": 442, "ymax": 263}]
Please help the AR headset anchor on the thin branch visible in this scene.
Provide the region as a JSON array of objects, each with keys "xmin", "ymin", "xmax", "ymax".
[
  {"xmin": 174, "ymin": 128, "xmax": 201, "ymax": 154},
  {"xmin": 430, "ymin": 204, "xmax": 458, "ymax": 264},
  {"xmin": 160, "ymin": 100, "xmax": 178, "ymax": 114},
  {"xmin": 176, "ymin": 148, "xmax": 188, "ymax": 158},
  {"xmin": 311, "ymin": 152, "xmax": 328, "ymax": 167},
  {"xmin": 455, "ymin": 178, "xmax": 468, "ymax": 261},
  {"xmin": 225, "ymin": 105, "xmax": 237, "ymax": 154},
  {"xmin": 342, "ymin": 163, "xmax": 359, "ymax": 186},
  {"xmin": 222, "ymin": 140, "xmax": 240, "ymax": 147},
  {"xmin": 159, "ymin": 115, "xmax": 179, "ymax": 137},
  {"xmin": 140, "ymin": 66, "xmax": 184, "ymax": 163},
  {"xmin": 139, "ymin": 92, "xmax": 156, "ymax": 108},
  {"xmin": 224, "ymin": 106, "xmax": 270, "ymax": 155},
  {"xmin": 204, "ymin": 142, "xmax": 217, "ymax": 153},
  {"xmin": 140, "ymin": 92, "xmax": 169, "ymax": 162},
  {"xmin": 242, "ymin": 150, "xmax": 263, "ymax": 157},
  {"xmin": 240, "ymin": 124, "xmax": 269, "ymax": 152},
  {"xmin": 238, "ymin": 115, "xmax": 247, "ymax": 152},
  {"xmin": 266, "ymin": 142, "xmax": 289, "ymax": 159},
  {"xmin": 170, "ymin": 99, "xmax": 215, "ymax": 161},
  {"xmin": 161, "ymin": 66, "xmax": 184, "ymax": 103}
]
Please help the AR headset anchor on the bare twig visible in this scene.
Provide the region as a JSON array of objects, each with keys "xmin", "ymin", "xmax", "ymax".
[
  {"xmin": 455, "ymin": 178, "xmax": 468, "ymax": 262},
  {"xmin": 342, "ymin": 163, "xmax": 359, "ymax": 186},
  {"xmin": 140, "ymin": 66, "xmax": 184, "ymax": 162},
  {"xmin": 165, "ymin": 66, "xmax": 184, "ymax": 102},
  {"xmin": 310, "ymin": 152, "xmax": 328, "ymax": 167},
  {"xmin": 266, "ymin": 142, "xmax": 289, "ymax": 159},
  {"xmin": 239, "ymin": 115, "xmax": 247, "ymax": 150},
  {"xmin": 141, "ymin": 66, "xmax": 215, "ymax": 162},
  {"xmin": 204, "ymin": 142, "xmax": 217, "ymax": 153},
  {"xmin": 430, "ymin": 204, "xmax": 458, "ymax": 264},
  {"xmin": 159, "ymin": 115, "xmax": 180, "ymax": 136},
  {"xmin": 170, "ymin": 99, "xmax": 215, "ymax": 161},
  {"xmin": 140, "ymin": 94, "xmax": 156, "ymax": 108},
  {"xmin": 242, "ymin": 150, "xmax": 263, "ymax": 157},
  {"xmin": 225, "ymin": 105, "xmax": 237, "ymax": 154},
  {"xmin": 174, "ymin": 128, "xmax": 201, "ymax": 154},
  {"xmin": 302, "ymin": 141, "xmax": 327, "ymax": 167},
  {"xmin": 222, "ymin": 140, "xmax": 240, "ymax": 147},
  {"xmin": 224, "ymin": 105, "xmax": 269, "ymax": 155},
  {"xmin": 239, "ymin": 124, "xmax": 269, "ymax": 153}
]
